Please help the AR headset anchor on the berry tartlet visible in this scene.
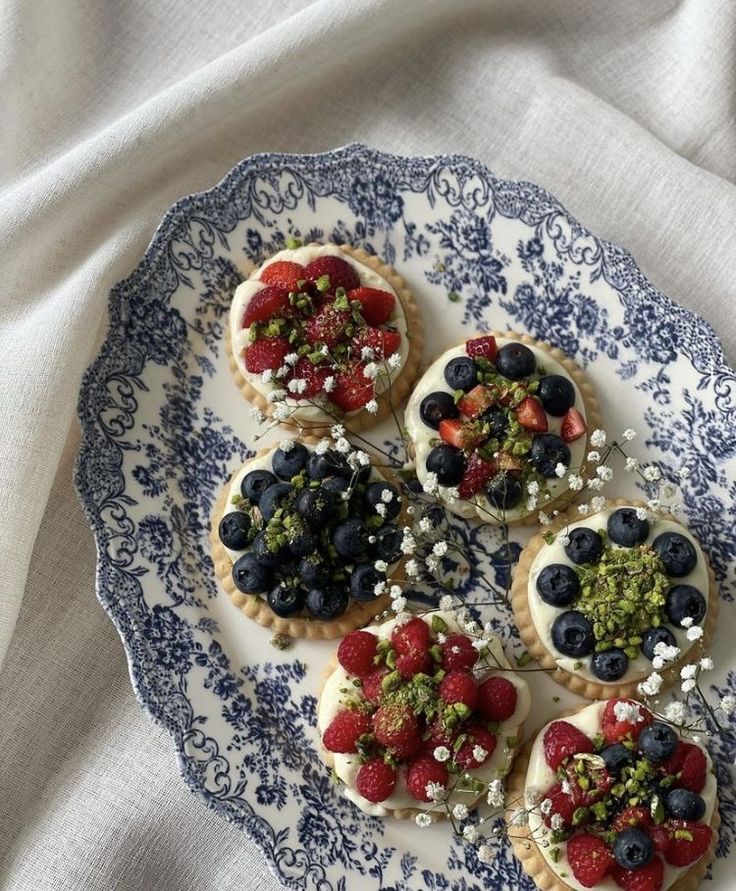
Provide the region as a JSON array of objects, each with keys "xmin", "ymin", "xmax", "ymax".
[
  {"xmin": 506, "ymin": 699, "xmax": 718, "ymax": 891},
  {"xmin": 404, "ymin": 332, "xmax": 601, "ymax": 525},
  {"xmin": 228, "ymin": 243, "xmax": 423, "ymax": 431},
  {"xmin": 210, "ymin": 437, "xmax": 407, "ymax": 639},
  {"xmin": 317, "ymin": 610, "xmax": 530, "ymax": 819},
  {"xmin": 511, "ymin": 500, "xmax": 718, "ymax": 699}
]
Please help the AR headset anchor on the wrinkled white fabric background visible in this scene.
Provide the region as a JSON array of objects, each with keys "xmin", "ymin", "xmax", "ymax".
[{"xmin": 2, "ymin": 0, "xmax": 735, "ymax": 888}]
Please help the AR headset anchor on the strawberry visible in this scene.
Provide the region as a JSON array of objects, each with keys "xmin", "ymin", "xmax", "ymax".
[
  {"xmin": 441, "ymin": 633, "xmax": 478, "ymax": 673},
  {"xmin": 242, "ymin": 286, "xmax": 291, "ymax": 327},
  {"xmin": 348, "ymin": 287, "xmax": 395, "ymax": 325},
  {"xmin": 602, "ymin": 699, "xmax": 653, "ymax": 744},
  {"xmin": 561, "ymin": 407, "xmax": 588, "ymax": 443},
  {"xmin": 259, "ymin": 260, "xmax": 305, "ymax": 290},
  {"xmin": 496, "ymin": 451, "xmax": 523, "ymax": 471},
  {"xmin": 677, "ymin": 745, "xmax": 707, "ymax": 793},
  {"xmin": 323, "ymin": 709, "xmax": 372, "ymax": 753},
  {"xmin": 244, "ymin": 336, "xmax": 290, "ymax": 373},
  {"xmin": 457, "ymin": 385, "xmax": 494, "ymax": 419},
  {"xmin": 361, "ymin": 668, "xmax": 388, "ymax": 704},
  {"xmin": 650, "ymin": 827, "xmax": 670, "ymax": 854},
  {"xmin": 288, "ymin": 357, "xmax": 329, "ymax": 398},
  {"xmin": 392, "ymin": 616, "xmax": 430, "ymax": 655},
  {"xmin": 566, "ymin": 834, "xmax": 614, "ymax": 888},
  {"xmin": 455, "ymin": 725, "xmax": 497, "ymax": 769},
  {"xmin": 439, "ymin": 671, "xmax": 478, "ymax": 710},
  {"xmin": 330, "ymin": 363, "xmax": 374, "ymax": 412},
  {"xmin": 516, "ymin": 396, "xmax": 548, "ymax": 432},
  {"xmin": 543, "ymin": 721, "xmax": 594, "ymax": 770},
  {"xmin": 396, "ymin": 649, "xmax": 432, "ymax": 679},
  {"xmin": 612, "ymin": 807, "xmax": 653, "ymax": 833},
  {"xmin": 466, "ymin": 335, "xmax": 498, "ymax": 362},
  {"xmin": 305, "ymin": 302, "xmax": 351, "ymax": 348},
  {"xmin": 663, "ymin": 820, "xmax": 712, "ymax": 866},
  {"xmin": 406, "ymin": 754, "xmax": 449, "ymax": 802},
  {"xmin": 337, "ymin": 630, "xmax": 379, "ymax": 678},
  {"xmin": 477, "ymin": 676, "xmax": 517, "ymax": 722},
  {"xmin": 305, "ymin": 255, "xmax": 360, "ymax": 292},
  {"xmin": 458, "ymin": 453, "xmax": 496, "ymax": 499},
  {"xmin": 373, "ymin": 704, "xmax": 422, "ymax": 759},
  {"xmin": 356, "ymin": 758, "xmax": 397, "ymax": 803},
  {"xmin": 439, "ymin": 419, "xmax": 487, "ymax": 450},
  {"xmin": 542, "ymin": 782, "xmax": 577, "ymax": 828},
  {"xmin": 353, "ymin": 326, "xmax": 402, "ymax": 359},
  {"xmin": 612, "ymin": 856, "xmax": 664, "ymax": 891}
]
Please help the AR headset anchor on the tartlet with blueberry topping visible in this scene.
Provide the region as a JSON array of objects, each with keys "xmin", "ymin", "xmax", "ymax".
[
  {"xmin": 404, "ymin": 332, "xmax": 601, "ymax": 525},
  {"xmin": 210, "ymin": 437, "xmax": 407, "ymax": 639},
  {"xmin": 317, "ymin": 610, "xmax": 530, "ymax": 819},
  {"xmin": 228, "ymin": 243, "xmax": 423, "ymax": 432},
  {"xmin": 506, "ymin": 698, "xmax": 718, "ymax": 891},
  {"xmin": 511, "ymin": 500, "xmax": 718, "ymax": 699}
]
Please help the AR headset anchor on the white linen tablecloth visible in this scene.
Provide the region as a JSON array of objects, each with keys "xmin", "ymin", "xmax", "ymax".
[{"xmin": 2, "ymin": 0, "xmax": 735, "ymax": 887}]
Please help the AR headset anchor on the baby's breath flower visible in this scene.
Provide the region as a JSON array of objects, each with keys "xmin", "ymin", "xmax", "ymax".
[
  {"xmin": 375, "ymin": 503, "xmax": 387, "ymax": 518},
  {"xmin": 401, "ymin": 530, "xmax": 416, "ymax": 555},
  {"xmin": 392, "ymin": 595, "xmax": 407, "ymax": 613},
  {"xmin": 526, "ymin": 496, "xmax": 538, "ymax": 511},
  {"xmin": 625, "ymin": 456, "xmax": 639, "ymax": 472},
  {"xmin": 433, "ymin": 746, "xmax": 450, "ymax": 763},
  {"xmin": 388, "ymin": 353, "xmax": 402, "ymax": 369},
  {"xmin": 586, "ymin": 477, "xmax": 604, "ymax": 491},
  {"xmin": 284, "ymin": 352, "xmax": 299, "ymax": 366},
  {"xmin": 471, "ymin": 639, "xmax": 487, "ymax": 652},
  {"xmin": 315, "ymin": 438, "xmax": 331, "ymax": 455},
  {"xmin": 356, "ymin": 451, "xmax": 370, "ymax": 466},
  {"xmin": 452, "ymin": 803, "xmax": 469, "ymax": 821},
  {"xmin": 365, "ymin": 399, "xmax": 379, "ymax": 414},
  {"xmin": 638, "ymin": 672, "xmax": 663, "ymax": 697},
  {"xmin": 433, "ymin": 541, "xmax": 448, "ymax": 557},
  {"xmin": 540, "ymin": 798, "xmax": 553, "ymax": 816},
  {"xmin": 508, "ymin": 808, "xmax": 528, "ymax": 827},
  {"xmin": 577, "ymin": 503, "xmax": 591, "ymax": 514},
  {"xmin": 261, "ymin": 369, "xmax": 274, "ymax": 384},
  {"xmin": 274, "ymin": 364, "xmax": 289, "ymax": 379},
  {"xmin": 720, "ymin": 694, "xmax": 736, "ymax": 715},
  {"xmin": 415, "ymin": 813, "xmax": 432, "ymax": 828},
  {"xmin": 272, "ymin": 403, "xmax": 291, "ymax": 421},
  {"xmin": 686, "ymin": 625, "xmax": 704, "ymax": 642},
  {"xmin": 463, "ymin": 825, "xmax": 480, "ymax": 843},
  {"xmin": 596, "ymin": 465, "xmax": 613, "ymax": 481},
  {"xmin": 663, "ymin": 701, "xmax": 688, "ymax": 725},
  {"xmin": 331, "ymin": 424, "xmax": 345, "ymax": 438},
  {"xmin": 438, "ymin": 485, "xmax": 459, "ymax": 504},
  {"xmin": 405, "ymin": 559, "xmax": 420, "ymax": 578},
  {"xmin": 473, "ymin": 745, "xmax": 488, "ymax": 762},
  {"xmin": 587, "ymin": 450, "xmax": 601, "ymax": 463},
  {"xmin": 363, "ymin": 362, "xmax": 379, "ymax": 380},
  {"xmin": 614, "ymin": 700, "xmax": 643, "ymax": 723},
  {"xmin": 560, "ymin": 780, "xmax": 572, "ymax": 796},
  {"xmin": 249, "ymin": 407, "xmax": 267, "ymax": 424},
  {"xmin": 423, "ymin": 472, "xmax": 439, "ymax": 496},
  {"xmin": 527, "ymin": 480, "xmax": 540, "ymax": 496},
  {"xmin": 635, "ymin": 507, "xmax": 649, "ymax": 521},
  {"xmin": 567, "ymin": 474, "xmax": 584, "ymax": 491},
  {"xmin": 267, "ymin": 388, "xmax": 287, "ymax": 403},
  {"xmin": 680, "ymin": 616, "xmax": 694, "ymax": 628},
  {"xmin": 323, "ymin": 375, "xmax": 335, "ymax": 392},
  {"xmin": 426, "ymin": 554, "xmax": 440, "ymax": 572},
  {"xmin": 554, "ymin": 463, "xmax": 567, "ymax": 478},
  {"xmin": 556, "ymin": 533, "xmax": 570, "ymax": 546},
  {"xmin": 590, "ymin": 429, "xmax": 607, "ymax": 447},
  {"xmin": 439, "ymin": 595, "xmax": 454, "ymax": 611},
  {"xmin": 374, "ymin": 581, "xmax": 387, "ymax": 596},
  {"xmin": 681, "ymin": 678, "xmax": 696, "ymax": 693},
  {"xmin": 477, "ymin": 845, "xmax": 496, "ymax": 865},
  {"xmin": 374, "ymin": 560, "xmax": 389, "ymax": 573},
  {"xmin": 699, "ymin": 657, "xmax": 714, "ymax": 671},
  {"xmin": 590, "ymin": 495, "xmax": 606, "ymax": 512},
  {"xmin": 381, "ymin": 489, "xmax": 394, "ymax": 504},
  {"xmin": 550, "ymin": 813, "xmax": 564, "ymax": 831},
  {"xmin": 622, "ymin": 428, "xmax": 637, "ymax": 441},
  {"xmin": 642, "ymin": 465, "xmax": 662, "ymax": 482},
  {"xmin": 360, "ymin": 346, "xmax": 375, "ymax": 361},
  {"xmin": 426, "ymin": 782, "xmax": 447, "ymax": 802},
  {"xmin": 487, "ymin": 779, "xmax": 505, "ymax": 808},
  {"xmin": 538, "ymin": 511, "xmax": 552, "ymax": 525}
]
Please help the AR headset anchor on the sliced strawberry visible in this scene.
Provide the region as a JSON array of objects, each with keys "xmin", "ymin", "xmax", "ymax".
[
  {"xmin": 242, "ymin": 286, "xmax": 291, "ymax": 327},
  {"xmin": 561, "ymin": 407, "xmax": 587, "ymax": 443},
  {"xmin": 466, "ymin": 335, "xmax": 498, "ymax": 362},
  {"xmin": 287, "ymin": 357, "xmax": 329, "ymax": 399},
  {"xmin": 516, "ymin": 396, "xmax": 548, "ymax": 432},
  {"xmin": 602, "ymin": 699, "xmax": 653, "ymax": 744},
  {"xmin": 330, "ymin": 363, "xmax": 374, "ymax": 412},
  {"xmin": 612, "ymin": 856, "xmax": 664, "ymax": 891},
  {"xmin": 496, "ymin": 451, "xmax": 523, "ymax": 472},
  {"xmin": 458, "ymin": 452, "xmax": 496, "ymax": 499},
  {"xmin": 677, "ymin": 745, "xmax": 707, "ymax": 793},
  {"xmin": 348, "ymin": 287, "xmax": 395, "ymax": 325},
  {"xmin": 260, "ymin": 260, "xmax": 305, "ymax": 290},
  {"xmin": 664, "ymin": 820, "xmax": 712, "ymax": 867},
  {"xmin": 439, "ymin": 419, "xmax": 487, "ymax": 450},
  {"xmin": 244, "ymin": 336, "xmax": 290, "ymax": 373},
  {"xmin": 353, "ymin": 326, "xmax": 402, "ymax": 359},
  {"xmin": 542, "ymin": 782, "xmax": 577, "ymax": 829},
  {"xmin": 305, "ymin": 302, "xmax": 351, "ymax": 348},
  {"xmin": 457, "ymin": 385, "xmax": 494, "ymax": 419},
  {"xmin": 305, "ymin": 255, "xmax": 360, "ymax": 292},
  {"xmin": 543, "ymin": 720, "xmax": 594, "ymax": 770},
  {"xmin": 566, "ymin": 834, "xmax": 614, "ymax": 888}
]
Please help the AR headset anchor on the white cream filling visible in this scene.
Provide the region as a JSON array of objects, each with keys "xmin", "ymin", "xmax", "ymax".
[
  {"xmin": 525, "ymin": 700, "xmax": 717, "ymax": 891},
  {"xmin": 317, "ymin": 610, "xmax": 531, "ymax": 817},
  {"xmin": 229, "ymin": 245, "xmax": 409, "ymax": 421},
  {"xmin": 404, "ymin": 341, "xmax": 588, "ymax": 522},
  {"xmin": 527, "ymin": 506, "xmax": 709, "ymax": 684}
]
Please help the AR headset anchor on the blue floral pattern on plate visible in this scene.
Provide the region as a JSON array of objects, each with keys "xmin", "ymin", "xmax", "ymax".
[{"xmin": 75, "ymin": 144, "xmax": 736, "ymax": 889}]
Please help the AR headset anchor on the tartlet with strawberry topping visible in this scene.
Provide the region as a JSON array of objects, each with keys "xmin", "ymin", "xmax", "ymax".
[
  {"xmin": 210, "ymin": 437, "xmax": 407, "ymax": 639},
  {"xmin": 404, "ymin": 332, "xmax": 601, "ymax": 525},
  {"xmin": 317, "ymin": 610, "xmax": 530, "ymax": 818},
  {"xmin": 506, "ymin": 699, "xmax": 718, "ymax": 891},
  {"xmin": 228, "ymin": 243, "xmax": 423, "ymax": 432}
]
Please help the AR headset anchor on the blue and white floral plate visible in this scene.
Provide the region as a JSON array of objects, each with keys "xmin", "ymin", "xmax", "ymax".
[{"xmin": 75, "ymin": 145, "xmax": 736, "ymax": 890}]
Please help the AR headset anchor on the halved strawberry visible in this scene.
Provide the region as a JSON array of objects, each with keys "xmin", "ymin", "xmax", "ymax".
[
  {"xmin": 516, "ymin": 396, "xmax": 548, "ymax": 432},
  {"xmin": 330, "ymin": 363, "xmax": 374, "ymax": 412},
  {"xmin": 543, "ymin": 720, "xmax": 594, "ymax": 770},
  {"xmin": 242, "ymin": 286, "xmax": 291, "ymax": 327},
  {"xmin": 466, "ymin": 335, "xmax": 498, "ymax": 362},
  {"xmin": 561, "ymin": 407, "xmax": 587, "ymax": 443},
  {"xmin": 305, "ymin": 255, "xmax": 360, "ymax": 292},
  {"xmin": 260, "ymin": 260, "xmax": 305, "ymax": 290},
  {"xmin": 457, "ymin": 385, "xmax": 494, "ymax": 419},
  {"xmin": 496, "ymin": 451, "xmax": 523, "ymax": 471},
  {"xmin": 287, "ymin": 357, "xmax": 329, "ymax": 399},
  {"xmin": 305, "ymin": 302, "xmax": 351, "ymax": 348},
  {"xmin": 348, "ymin": 287, "xmax": 395, "ymax": 325},
  {"xmin": 244, "ymin": 336, "xmax": 290, "ymax": 373},
  {"xmin": 663, "ymin": 821, "xmax": 713, "ymax": 867},
  {"xmin": 602, "ymin": 699, "xmax": 653, "ymax": 744},
  {"xmin": 439, "ymin": 419, "xmax": 487, "ymax": 450},
  {"xmin": 353, "ymin": 326, "xmax": 402, "ymax": 359},
  {"xmin": 458, "ymin": 453, "xmax": 496, "ymax": 499}
]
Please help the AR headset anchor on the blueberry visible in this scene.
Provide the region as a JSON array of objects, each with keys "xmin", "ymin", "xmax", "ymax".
[
  {"xmin": 480, "ymin": 406, "xmax": 508, "ymax": 439},
  {"xmin": 231, "ymin": 552, "xmax": 272, "ymax": 593},
  {"xmin": 267, "ymin": 583, "xmax": 306, "ymax": 617},
  {"xmin": 426, "ymin": 445, "xmax": 465, "ymax": 485},
  {"xmin": 665, "ymin": 584, "xmax": 706, "ymax": 626},
  {"xmin": 350, "ymin": 563, "xmax": 386, "ymax": 602},
  {"xmin": 241, "ymin": 469, "xmax": 277, "ymax": 504},
  {"xmin": 638, "ymin": 722, "xmax": 678, "ymax": 763},
  {"xmin": 613, "ymin": 828, "xmax": 654, "ymax": 870},
  {"xmin": 652, "ymin": 532, "xmax": 697, "ymax": 577},
  {"xmin": 420, "ymin": 391, "xmax": 459, "ymax": 429},
  {"xmin": 591, "ymin": 648, "xmax": 629, "ymax": 681},
  {"xmin": 306, "ymin": 586, "xmax": 349, "ymax": 620},
  {"xmin": 365, "ymin": 481, "xmax": 401, "ymax": 520},
  {"xmin": 537, "ymin": 375, "xmax": 575, "ymax": 416},
  {"xmin": 601, "ymin": 743, "xmax": 634, "ymax": 775},
  {"xmin": 536, "ymin": 564, "xmax": 581, "ymax": 607},
  {"xmin": 258, "ymin": 482, "xmax": 292, "ymax": 521},
  {"xmin": 272, "ymin": 442, "xmax": 309, "ymax": 480},
  {"xmin": 551, "ymin": 610, "xmax": 595, "ymax": 657},
  {"xmin": 495, "ymin": 343, "xmax": 536, "ymax": 380},
  {"xmin": 252, "ymin": 530, "xmax": 287, "ymax": 567},
  {"xmin": 665, "ymin": 788, "xmax": 706, "ymax": 821},
  {"xmin": 296, "ymin": 488, "xmax": 337, "ymax": 526},
  {"xmin": 641, "ymin": 626, "xmax": 677, "ymax": 661},
  {"xmin": 370, "ymin": 524, "xmax": 403, "ymax": 563},
  {"xmin": 607, "ymin": 508, "xmax": 649, "ymax": 547},
  {"xmin": 333, "ymin": 518, "xmax": 369, "ymax": 558},
  {"xmin": 322, "ymin": 476, "xmax": 350, "ymax": 499},
  {"xmin": 306, "ymin": 449, "xmax": 342, "ymax": 480},
  {"xmin": 485, "ymin": 472, "xmax": 523, "ymax": 509},
  {"xmin": 299, "ymin": 556, "xmax": 329, "ymax": 588},
  {"xmin": 565, "ymin": 527, "xmax": 603, "ymax": 565},
  {"xmin": 444, "ymin": 356, "xmax": 478, "ymax": 391},
  {"xmin": 218, "ymin": 511, "xmax": 251, "ymax": 551},
  {"xmin": 287, "ymin": 527, "xmax": 315, "ymax": 557},
  {"xmin": 528, "ymin": 434, "xmax": 570, "ymax": 478}
]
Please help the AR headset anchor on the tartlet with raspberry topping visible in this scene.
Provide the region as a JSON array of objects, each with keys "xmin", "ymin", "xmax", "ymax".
[
  {"xmin": 506, "ymin": 699, "xmax": 718, "ymax": 891},
  {"xmin": 228, "ymin": 243, "xmax": 423, "ymax": 432},
  {"xmin": 317, "ymin": 610, "xmax": 530, "ymax": 818},
  {"xmin": 404, "ymin": 332, "xmax": 601, "ymax": 525}
]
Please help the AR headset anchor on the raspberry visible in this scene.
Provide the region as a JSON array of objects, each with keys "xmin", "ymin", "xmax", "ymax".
[
  {"xmin": 287, "ymin": 357, "xmax": 329, "ymax": 399},
  {"xmin": 392, "ymin": 617, "xmax": 432, "ymax": 679},
  {"xmin": 455, "ymin": 725, "xmax": 497, "ymax": 769},
  {"xmin": 664, "ymin": 821, "xmax": 712, "ymax": 866},
  {"xmin": 465, "ymin": 335, "xmax": 498, "ymax": 361},
  {"xmin": 305, "ymin": 302, "xmax": 351, "ymax": 348},
  {"xmin": 612, "ymin": 807, "xmax": 652, "ymax": 833},
  {"xmin": 458, "ymin": 452, "xmax": 497, "ymax": 499},
  {"xmin": 650, "ymin": 827, "xmax": 670, "ymax": 853},
  {"xmin": 361, "ymin": 668, "xmax": 388, "ymax": 703},
  {"xmin": 477, "ymin": 676, "xmax": 517, "ymax": 722},
  {"xmin": 423, "ymin": 719, "xmax": 454, "ymax": 755},
  {"xmin": 602, "ymin": 698, "xmax": 653, "ymax": 744},
  {"xmin": 439, "ymin": 671, "xmax": 478, "ymax": 710},
  {"xmin": 348, "ymin": 287, "xmax": 395, "ymax": 325},
  {"xmin": 561, "ymin": 759, "xmax": 612, "ymax": 806},
  {"xmin": 542, "ymin": 782, "xmax": 577, "ymax": 829},
  {"xmin": 612, "ymin": 856, "xmax": 664, "ymax": 891},
  {"xmin": 543, "ymin": 721, "xmax": 594, "ymax": 770},
  {"xmin": 243, "ymin": 336, "xmax": 290, "ymax": 373},
  {"xmin": 305, "ymin": 255, "xmax": 360, "ymax": 292},
  {"xmin": 242, "ymin": 285, "xmax": 291, "ymax": 326},
  {"xmin": 406, "ymin": 754, "xmax": 449, "ymax": 802},
  {"xmin": 677, "ymin": 745, "xmax": 707, "ymax": 793},
  {"xmin": 659, "ymin": 740, "xmax": 689, "ymax": 776},
  {"xmin": 566, "ymin": 833, "xmax": 613, "ymax": 888},
  {"xmin": 356, "ymin": 758, "xmax": 397, "ymax": 803},
  {"xmin": 260, "ymin": 260, "xmax": 305, "ymax": 290},
  {"xmin": 323, "ymin": 709, "xmax": 372, "ymax": 753},
  {"xmin": 373, "ymin": 704, "xmax": 421, "ymax": 759},
  {"xmin": 353, "ymin": 325, "xmax": 402, "ymax": 358},
  {"xmin": 329, "ymin": 363, "xmax": 375, "ymax": 413},
  {"xmin": 441, "ymin": 633, "xmax": 478, "ymax": 672},
  {"xmin": 337, "ymin": 630, "xmax": 379, "ymax": 678}
]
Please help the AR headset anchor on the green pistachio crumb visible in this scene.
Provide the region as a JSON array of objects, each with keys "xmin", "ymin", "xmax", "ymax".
[{"xmin": 269, "ymin": 633, "xmax": 293, "ymax": 651}]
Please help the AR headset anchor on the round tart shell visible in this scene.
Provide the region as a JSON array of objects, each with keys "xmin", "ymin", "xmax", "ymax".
[
  {"xmin": 511, "ymin": 498, "xmax": 719, "ymax": 700},
  {"xmin": 226, "ymin": 243, "xmax": 424, "ymax": 434}
]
